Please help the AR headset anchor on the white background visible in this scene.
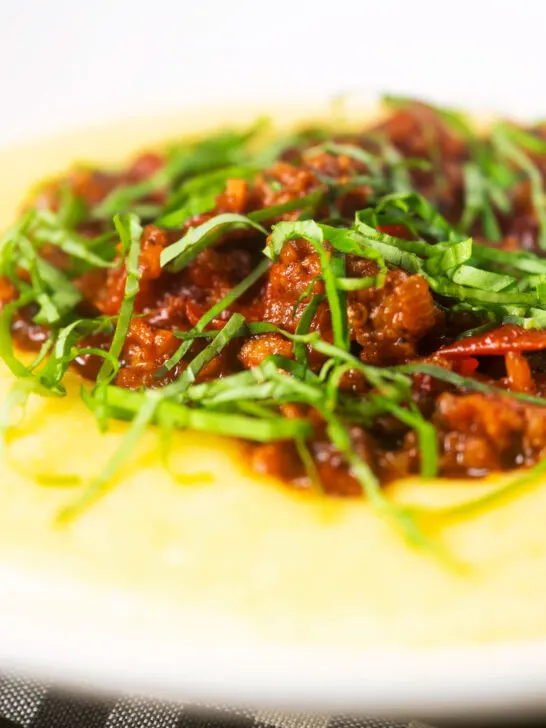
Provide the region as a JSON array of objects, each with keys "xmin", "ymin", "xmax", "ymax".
[{"xmin": 0, "ymin": 0, "xmax": 544, "ymax": 145}]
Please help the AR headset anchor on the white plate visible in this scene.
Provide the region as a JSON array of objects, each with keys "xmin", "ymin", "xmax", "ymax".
[
  {"xmin": 1, "ymin": 566, "xmax": 546, "ymax": 722},
  {"xmin": 1, "ymin": 106, "xmax": 546, "ymax": 722},
  {"xmin": 0, "ymin": 569, "xmax": 546, "ymax": 719}
]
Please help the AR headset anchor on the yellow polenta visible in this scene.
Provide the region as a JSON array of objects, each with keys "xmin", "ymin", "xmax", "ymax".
[{"xmin": 1, "ymin": 107, "xmax": 546, "ymax": 649}]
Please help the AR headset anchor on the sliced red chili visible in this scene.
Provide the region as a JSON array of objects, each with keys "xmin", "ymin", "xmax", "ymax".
[
  {"xmin": 377, "ymin": 224, "xmax": 413, "ymax": 240},
  {"xmin": 438, "ymin": 325, "xmax": 546, "ymax": 357},
  {"xmin": 454, "ymin": 357, "xmax": 479, "ymax": 376},
  {"xmin": 505, "ymin": 351, "xmax": 536, "ymax": 394}
]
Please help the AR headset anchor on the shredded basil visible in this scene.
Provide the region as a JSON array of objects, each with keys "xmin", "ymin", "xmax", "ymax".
[{"xmin": 4, "ymin": 100, "xmax": 546, "ymax": 560}]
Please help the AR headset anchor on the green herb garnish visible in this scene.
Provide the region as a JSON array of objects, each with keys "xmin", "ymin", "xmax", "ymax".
[{"xmin": 3, "ymin": 99, "xmax": 546, "ymax": 562}]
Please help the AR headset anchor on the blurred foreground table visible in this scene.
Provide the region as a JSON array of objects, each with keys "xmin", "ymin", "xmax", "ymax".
[{"xmin": 0, "ymin": 675, "xmax": 544, "ymax": 728}]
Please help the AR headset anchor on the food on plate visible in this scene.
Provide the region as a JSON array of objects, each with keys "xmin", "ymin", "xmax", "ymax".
[{"xmin": 3, "ymin": 98, "xmax": 546, "ymax": 645}]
